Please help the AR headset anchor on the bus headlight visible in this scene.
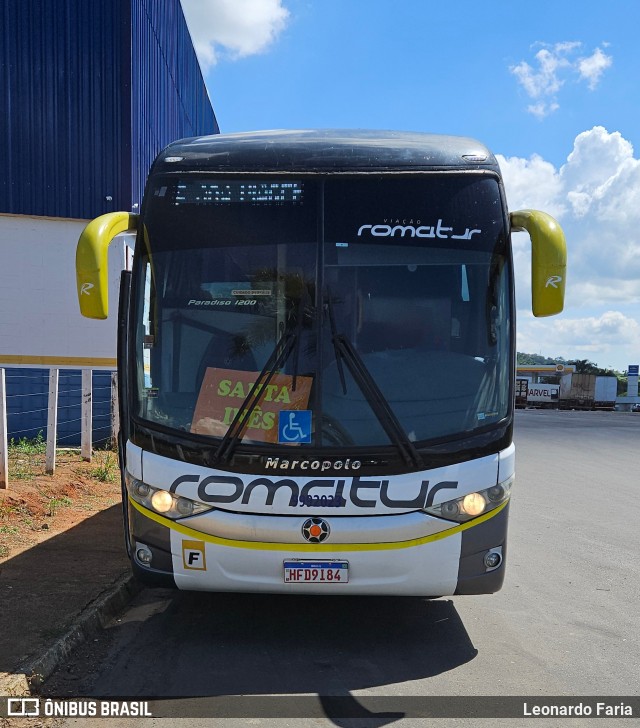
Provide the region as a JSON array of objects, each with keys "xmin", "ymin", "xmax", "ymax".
[
  {"xmin": 150, "ymin": 490, "xmax": 173, "ymax": 513},
  {"xmin": 125, "ymin": 472, "xmax": 212, "ymax": 520},
  {"xmin": 422, "ymin": 475, "xmax": 513, "ymax": 523},
  {"xmin": 462, "ymin": 492, "xmax": 486, "ymax": 516}
]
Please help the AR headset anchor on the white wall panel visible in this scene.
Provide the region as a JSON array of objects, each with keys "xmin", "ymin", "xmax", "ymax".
[{"xmin": 0, "ymin": 214, "xmax": 132, "ymax": 366}]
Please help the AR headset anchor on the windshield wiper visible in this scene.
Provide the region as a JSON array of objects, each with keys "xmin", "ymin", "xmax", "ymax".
[
  {"xmin": 324, "ymin": 292, "xmax": 423, "ymax": 470},
  {"xmin": 326, "ymin": 289, "xmax": 347, "ymax": 395},
  {"xmin": 214, "ymin": 328, "xmax": 298, "ymax": 463},
  {"xmin": 486, "ymin": 256, "xmax": 503, "ymax": 346},
  {"xmin": 214, "ymin": 293, "xmax": 312, "ymax": 463},
  {"xmin": 291, "ymin": 286, "xmax": 312, "ymax": 392}
]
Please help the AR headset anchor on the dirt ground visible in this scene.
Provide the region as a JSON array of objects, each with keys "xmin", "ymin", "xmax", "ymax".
[
  {"xmin": 1, "ymin": 449, "xmax": 128, "ymax": 728},
  {"xmin": 0, "ymin": 449, "xmax": 122, "ymax": 563}
]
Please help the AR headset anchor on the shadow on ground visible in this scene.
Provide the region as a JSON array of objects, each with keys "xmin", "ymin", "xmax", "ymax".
[
  {"xmin": 0, "ymin": 505, "xmax": 129, "ymax": 673},
  {"xmin": 44, "ymin": 586, "xmax": 478, "ymax": 724}
]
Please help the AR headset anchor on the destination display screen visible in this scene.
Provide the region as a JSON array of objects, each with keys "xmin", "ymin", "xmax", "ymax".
[{"xmin": 156, "ymin": 180, "xmax": 304, "ymax": 206}]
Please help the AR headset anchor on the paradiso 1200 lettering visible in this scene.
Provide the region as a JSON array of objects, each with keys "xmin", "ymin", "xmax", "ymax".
[{"xmin": 170, "ymin": 473, "xmax": 459, "ymax": 510}]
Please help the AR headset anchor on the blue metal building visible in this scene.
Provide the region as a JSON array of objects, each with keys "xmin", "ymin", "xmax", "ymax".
[
  {"xmin": 1, "ymin": 0, "xmax": 218, "ymax": 218},
  {"xmin": 1, "ymin": 0, "xmax": 218, "ymax": 443}
]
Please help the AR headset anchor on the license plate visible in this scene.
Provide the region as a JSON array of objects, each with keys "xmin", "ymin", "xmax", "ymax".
[{"xmin": 283, "ymin": 560, "xmax": 349, "ymax": 583}]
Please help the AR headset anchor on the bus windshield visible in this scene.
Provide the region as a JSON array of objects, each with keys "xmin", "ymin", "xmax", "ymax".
[{"xmin": 133, "ymin": 174, "xmax": 511, "ymax": 452}]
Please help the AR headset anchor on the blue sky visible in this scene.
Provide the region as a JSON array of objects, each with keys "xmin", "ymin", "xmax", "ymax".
[{"xmin": 181, "ymin": 0, "xmax": 640, "ymax": 372}]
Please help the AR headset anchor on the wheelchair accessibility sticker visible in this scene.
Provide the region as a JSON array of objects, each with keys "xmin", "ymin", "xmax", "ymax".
[{"xmin": 278, "ymin": 410, "xmax": 312, "ymax": 444}]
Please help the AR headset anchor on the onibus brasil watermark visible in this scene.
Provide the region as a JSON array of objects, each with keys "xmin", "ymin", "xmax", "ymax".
[
  {"xmin": 2, "ymin": 696, "xmax": 637, "ymax": 719},
  {"xmin": 6, "ymin": 698, "xmax": 151, "ymax": 718}
]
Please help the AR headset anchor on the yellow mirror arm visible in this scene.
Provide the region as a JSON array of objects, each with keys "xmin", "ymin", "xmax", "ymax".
[
  {"xmin": 76, "ymin": 212, "xmax": 139, "ymax": 319},
  {"xmin": 511, "ymin": 209, "xmax": 567, "ymax": 317}
]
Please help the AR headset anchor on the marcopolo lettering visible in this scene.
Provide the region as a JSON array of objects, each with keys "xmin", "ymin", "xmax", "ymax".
[
  {"xmin": 264, "ymin": 457, "xmax": 361, "ymax": 471},
  {"xmin": 171, "ymin": 473, "xmax": 459, "ymax": 509}
]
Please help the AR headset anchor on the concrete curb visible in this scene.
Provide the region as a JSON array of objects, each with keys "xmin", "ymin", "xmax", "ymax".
[{"xmin": 0, "ymin": 572, "xmax": 141, "ymax": 696}]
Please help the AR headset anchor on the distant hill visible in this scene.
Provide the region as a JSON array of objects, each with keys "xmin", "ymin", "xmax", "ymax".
[
  {"xmin": 516, "ymin": 352, "xmax": 565, "ymax": 366},
  {"xmin": 517, "ymin": 353, "xmax": 625, "ymax": 391}
]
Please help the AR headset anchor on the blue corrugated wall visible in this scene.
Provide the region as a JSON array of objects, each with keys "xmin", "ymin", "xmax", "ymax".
[
  {"xmin": 0, "ymin": 0, "xmax": 218, "ymax": 219},
  {"xmin": 5, "ymin": 369, "xmax": 114, "ymax": 447},
  {"xmin": 130, "ymin": 0, "xmax": 219, "ymax": 209},
  {"xmin": 0, "ymin": 0, "xmax": 126, "ymax": 218}
]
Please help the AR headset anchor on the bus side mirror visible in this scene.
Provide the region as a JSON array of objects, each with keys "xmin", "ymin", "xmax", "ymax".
[
  {"xmin": 510, "ymin": 209, "xmax": 566, "ymax": 317},
  {"xmin": 76, "ymin": 212, "xmax": 139, "ymax": 319}
]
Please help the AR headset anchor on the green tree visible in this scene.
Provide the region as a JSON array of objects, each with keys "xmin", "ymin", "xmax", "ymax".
[
  {"xmin": 567, "ymin": 358, "xmax": 598, "ymax": 374},
  {"xmin": 517, "ymin": 352, "xmax": 557, "ymax": 366}
]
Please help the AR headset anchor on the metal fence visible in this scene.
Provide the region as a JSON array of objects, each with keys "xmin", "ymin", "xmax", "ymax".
[{"xmin": 0, "ymin": 367, "xmax": 118, "ymax": 489}]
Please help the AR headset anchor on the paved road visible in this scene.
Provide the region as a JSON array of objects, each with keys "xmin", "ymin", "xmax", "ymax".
[{"xmin": 48, "ymin": 411, "xmax": 640, "ymax": 726}]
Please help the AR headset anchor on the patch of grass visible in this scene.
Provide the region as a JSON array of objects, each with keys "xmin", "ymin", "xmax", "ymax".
[
  {"xmin": 9, "ymin": 432, "xmax": 46, "ymax": 455},
  {"xmin": 0, "ymin": 501, "xmax": 20, "ymax": 519},
  {"xmin": 0, "ymin": 501, "xmax": 31, "ymax": 522},
  {"xmin": 89, "ymin": 452, "xmax": 118, "ymax": 483},
  {"xmin": 0, "ymin": 524, "xmax": 19, "ymax": 535},
  {"xmin": 47, "ymin": 496, "xmax": 72, "ymax": 516},
  {"xmin": 8, "ymin": 432, "xmax": 46, "ymax": 479},
  {"xmin": 10, "ymin": 458, "xmax": 41, "ymax": 480}
]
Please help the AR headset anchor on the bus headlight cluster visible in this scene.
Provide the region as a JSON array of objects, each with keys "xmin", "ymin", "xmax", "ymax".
[
  {"xmin": 422, "ymin": 475, "xmax": 513, "ymax": 523},
  {"xmin": 125, "ymin": 472, "xmax": 211, "ymax": 520}
]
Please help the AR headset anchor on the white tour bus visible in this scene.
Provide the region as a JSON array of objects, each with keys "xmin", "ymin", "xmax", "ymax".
[{"xmin": 76, "ymin": 130, "xmax": 566, "ymax": 595}]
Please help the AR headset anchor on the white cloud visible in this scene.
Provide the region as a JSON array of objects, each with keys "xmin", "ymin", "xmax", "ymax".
[
  {"xmin": 578, "ymin": 47, "xmax": 613, "ymax": 90},
  {"xmin": 499, "ymin": 127, "xmax": 640, "ymax": 369},
  {"xmin": 499, "ymin": 126, "xmax": 640, "ymax": 286},
  {"xmin": 561, "ymin": 126, "xmax": 633, "ymax": 196},
  {"xmin": 496, "ymin": 153, "xmax": 565, "ymax": 218},
  {"xmin": 510, "ymin": 42, "xmax": 612, "ymax": 117},
  {"xmin": 527, "ymin": 101, "xmax": 559, "ymax": 119},
  {"xmin": 181, "ymin": 0, "xmax": 289, "ymax": 71},
  {"xmin": 517, "ymin": 311, "xmax": 640, "ymax": 366}
]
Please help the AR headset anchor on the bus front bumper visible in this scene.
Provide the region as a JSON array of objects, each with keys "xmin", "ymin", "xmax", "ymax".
[{"xmin": 127, "ymin": 500, "xmax": 509, "ymax": 596}]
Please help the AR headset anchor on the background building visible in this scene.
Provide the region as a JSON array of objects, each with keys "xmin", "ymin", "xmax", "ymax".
[{"xmin": 0, "ymin": 0, "xmax": 218, "ymax": 443}]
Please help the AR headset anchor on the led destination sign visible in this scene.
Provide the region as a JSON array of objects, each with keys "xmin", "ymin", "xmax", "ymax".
[{"xmin": 170, "ymin": 180, "xmax": 304, "ymax": 206}]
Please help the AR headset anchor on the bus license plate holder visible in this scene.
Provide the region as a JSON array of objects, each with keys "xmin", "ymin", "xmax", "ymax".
[{"xmin": 283, "ymin": 560, "xmax": 349, "ymax": 584}]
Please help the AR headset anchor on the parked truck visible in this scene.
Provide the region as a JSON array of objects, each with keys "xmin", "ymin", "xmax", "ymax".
[
  {"xmin": 559, "ymin": 374, "xmax": 617, "ymax": 410},
  {"xmin": 515, "ymin": 379, "xmax": 559, "ymax": 408},
  {"xmin": 516, "ymin": 374, "xmax": 617, "ymax": 410},
  {"xmin": 527, "ymin": 383, "xmax": 560, "ymax": 407}
]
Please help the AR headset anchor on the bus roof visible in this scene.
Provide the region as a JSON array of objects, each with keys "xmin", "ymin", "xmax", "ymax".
[{"xmin": 153, "ymin": 129, "xmax": 500, "ymax": 175}]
